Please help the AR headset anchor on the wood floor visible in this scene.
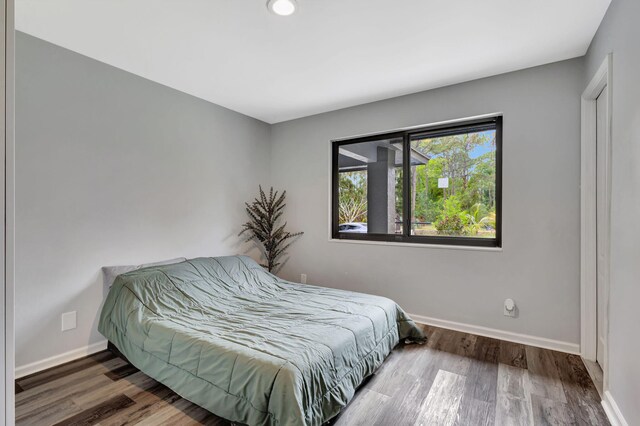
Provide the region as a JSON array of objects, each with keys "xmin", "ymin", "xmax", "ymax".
[{"xmin": 15, "ymin": 325, "xmax": 609, "ymax": 425}]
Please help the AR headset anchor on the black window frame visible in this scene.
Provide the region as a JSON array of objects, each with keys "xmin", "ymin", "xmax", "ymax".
[{"xmin": 331, "ymin": 116, "xmax": 502, "ymax": 248}]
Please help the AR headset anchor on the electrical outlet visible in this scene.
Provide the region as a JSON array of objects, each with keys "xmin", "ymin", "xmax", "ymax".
[
  {"xmin": 300, "ymin": 273, "xmax": 307, "ymax": 284},
  {"xmin": 62, "ymin": 311, "xmax": 77, "ymax": 331},
  {"xmin": 504, "ymin": 299, "xmax": 517, "ymax": 318}
]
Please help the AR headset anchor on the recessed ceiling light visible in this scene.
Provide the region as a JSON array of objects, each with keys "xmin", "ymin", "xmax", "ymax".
[{"xmin": 267, "ymin": 0, "xmax": 297, "ymax": 16}]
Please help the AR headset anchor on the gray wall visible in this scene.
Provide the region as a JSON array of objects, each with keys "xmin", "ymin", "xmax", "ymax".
[
  {"xmin": 270, "ymin": 59, "xmax": 584, "ymax": 345},
  {"xmin": 584, "ymin": 0, "xmax": 640, "ymax": 423},
  {"xmin": 15, "ymin": 32, "xmax": 271, "ymax": 367}
]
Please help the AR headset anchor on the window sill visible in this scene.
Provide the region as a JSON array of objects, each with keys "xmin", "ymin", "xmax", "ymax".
[{"xmin": 328, "ymin": 238, "xmax": 503, "ymax": 252}]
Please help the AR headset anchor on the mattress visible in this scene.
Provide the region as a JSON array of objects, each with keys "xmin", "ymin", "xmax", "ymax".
[{"xmin": 98, "ymin": 256, "xmax": 425, "ymax": 425}]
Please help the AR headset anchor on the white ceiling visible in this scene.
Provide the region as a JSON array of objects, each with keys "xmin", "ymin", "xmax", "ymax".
[{"xmin": 16, "ymin": 0, "xmax": 610, "ymax": 124}]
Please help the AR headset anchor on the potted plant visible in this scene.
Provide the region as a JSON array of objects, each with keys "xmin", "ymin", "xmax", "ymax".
[{"xmin": 240, "ymin": 186, "xmax": 303, "ymax": 273}]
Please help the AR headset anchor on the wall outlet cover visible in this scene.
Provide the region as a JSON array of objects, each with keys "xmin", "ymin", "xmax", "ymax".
[
  {"xmin": 62, "ymin": 311, "xmax": 77, "ymax": 331},
  {"xmin": 300, "ymin": 273, "xmax": 307, "ymax": 284},
  {"xmin": 504, "ymin": 299, "xmax": 517, "ymax": 318}
]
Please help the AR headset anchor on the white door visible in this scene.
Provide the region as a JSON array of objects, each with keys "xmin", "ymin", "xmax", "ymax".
[{"xmin": 595, "ymin": 85, "xmax": 608, "ymax": 367}]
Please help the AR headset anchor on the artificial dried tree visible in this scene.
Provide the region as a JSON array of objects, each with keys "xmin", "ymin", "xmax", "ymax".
[{"xmin": 240, "ymin": 186, "xmax": 303, "ymax": 273}]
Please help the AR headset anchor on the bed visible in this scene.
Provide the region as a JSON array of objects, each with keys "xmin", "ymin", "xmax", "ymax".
[{"xmin": 98, "ymin": 256, "xmax": 425, "ymax": 426}]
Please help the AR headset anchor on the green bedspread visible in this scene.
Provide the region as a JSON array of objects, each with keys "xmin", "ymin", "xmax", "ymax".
[{"xmin": 98, "ymin": 256, "xmax": 424, "ymax": 426}]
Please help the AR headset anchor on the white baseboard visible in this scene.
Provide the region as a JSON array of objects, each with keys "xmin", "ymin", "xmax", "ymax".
[
  {"xmin": 409, "ymin": 313, "xmax": 581, "ymax": 354},
  {"xmin": 15, "ymin": 340, "xmax": 108, "ymax": 379},
  {"xmin": 602, "ymin": 391, "xmax": 629, "ymax": 426}
]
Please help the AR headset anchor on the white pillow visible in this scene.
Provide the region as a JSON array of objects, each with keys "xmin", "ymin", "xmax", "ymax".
[{"xmin": 102, "ymin": 257, "xmax": 187, "ymax": 288}]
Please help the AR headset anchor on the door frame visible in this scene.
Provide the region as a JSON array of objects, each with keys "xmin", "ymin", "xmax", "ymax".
[
  {"xmin": 580, "ymin": 54, "xmax": 612, "ymax": 389},
  {"xmin": 2, "ymin": 0, "xmax": 14, "ymax": 422}
]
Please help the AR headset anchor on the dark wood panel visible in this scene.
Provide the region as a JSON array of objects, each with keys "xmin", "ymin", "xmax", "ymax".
[
  {"xmin": 104, "ymin": 363, "xmax": 140, "ymax": 381},
  {"xmin": 99, "ymin": 382, "xmax": 183, "ymax": 426},
  {"xmin": 15, "ymin": 326, "xmax": 609, "ymax": 426},
  {"xmin": 499, "ymin": 340, "xmax": 528, "ymax": 369},
  {"xmin": 16, "ymin": 357, "xmax": 125, "ymax": 406},
  {"xmin": 17, "ymin": 351, "xmax": 116, "ymax": 391},
  {"xmin": 16, "ymin": 394, "xmax": 84, "ymax": 425},
  {"xmin": 53, "ymin": 394, "xmax": 135, "ymax": 426},
  {"xmin": 552, "ymin": 351, "xmax": 610, "ymax": 425},
  {"xmin": 16, "ymin": 367, "xmax": 118, "ymax": 423}
]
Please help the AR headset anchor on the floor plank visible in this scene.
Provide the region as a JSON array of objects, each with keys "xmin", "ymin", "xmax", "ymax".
[
  {"xmin": 72, "ymin": 371, "xmax": 158, "ymax": 409},
  {"xmin": 495, "ymin": 363, "xmax": 533, "ymax": 426},
  {"xmin": 16, "ymin": 373, "xmax": 115, "ymax": 422},
  {"xmin": 104, "ymin": 363, "xmax": 139, "ymax": 381},
  {"xmin": 371, "ymin": 375, "xmax": 432, "ymax": 426},
  {"xmin": 161, "ymin": 400, "xmax": 223, "ymax": 426},
  {"xmin": 368, "ymin": 347, "xmax": 422, "ymax": 397},
  {"xmin": 432, "ymin": 330, "xmax": 477, "ymax": 378},
  {"xmin": 17, "ymin": 357, "xmax": 127, "ymax": 408},
  {"xmin": 53, "ymin": 394, "xmax": 135, "ymax": 426},
  {"xmin": 133, "ymin": 398, "xmax": 220, "ymax": 426},
  {"xmin": 332, "ymin": 388, "xmax": 391, "ymax": 426},
  {"xmin": 458, "ymin": 335, "xmax": 499, "ymax": 425},
  {"xmin": 95, "ymin": 382, "xmax": 183, "ymax": 426},
  {"xmin": 17, "ymin": 351, "xmax": 116, "ymax": 391},
  {"xmin": 499, "ymin": 341, "xmax": 528, "ymax": 369},
  {"xmin": 453, "ymin": 397, "xmax": 493, "ymax": 426},
  {"xmin": 525, "ymin": 346, "xmax": 567, "ymax": 403},
  {"xmin": 581, "ymin": 359, "xmax": 604, "ymax": 399},
  {"xmin": 414, "ymin": 370, "xmax": 466, "ymax": 426},
  {"xmin": 16, "ymin": 395, "xmax": 84, "ymax": 426},
  {"xmin": 530, "ymin": 394, "xmax": 576, "ymax": 425},
  {"xmin": 552, "ymin": 352, "xmax": 609, "ymax": 425}
]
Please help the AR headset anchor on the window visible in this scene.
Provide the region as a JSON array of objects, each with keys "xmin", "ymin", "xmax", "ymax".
[{"xmin": 332, "ymin": 116, "xmax": 502, "ymax": 247}]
